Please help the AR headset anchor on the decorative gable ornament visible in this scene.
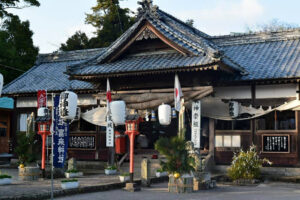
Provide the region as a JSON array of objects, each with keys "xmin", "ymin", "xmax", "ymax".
[
  {"xmin": 137, "ymin": 0, "xmax": 160, "ymax": 19},
  {"xmin": 59, "ymin": 91, "xmax": 78, "ymax": 120},
  {"xmin": 136, "ymin": 27, "xmax": 158, "ymax": 41}
]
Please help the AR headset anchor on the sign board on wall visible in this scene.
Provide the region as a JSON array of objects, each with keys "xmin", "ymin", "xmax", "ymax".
[
  {"xmin": 262, "ymin": 135, "xmax": 290, "ymax": 153},
  {"xmin": 69, "ymin": 135, "xmax": 96, "ymax": 150},
  {"xmin": 191, "ymin": 101, "xmax": 201, "ymax": 148}
]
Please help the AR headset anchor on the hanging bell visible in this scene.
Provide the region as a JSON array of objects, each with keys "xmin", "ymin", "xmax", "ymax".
[
  {"xmin": 151, "ymin": 110, "xmax": 156, "ymax": 121},
  {"xmin": 172, "ymin": 107, "xmax": 177, "ymax": 118}
]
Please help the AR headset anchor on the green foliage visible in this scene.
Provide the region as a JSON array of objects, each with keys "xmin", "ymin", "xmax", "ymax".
[
  {"xmin": 105, "ymin": 165, "xmax": 117, "ymax": 170},
  {"xmin": 154, "ymin": 136, "xmax": 195, "ymax": 175},
  {"xmin": 66, "ymin": 169, "xmax": 79, "ymax": 173},
  {"xmin": 0, "ymin": 15, "xmax": 39, "ymax": 84},
  {"xmin": 14, "ymin": 131, "xmax": 38, "ymax": 165},
  {"xmin": 61, "ymin": 179, "xmax": 78, "ymax": 183},
  {"xmin": 60, "ymin": 0, "xmax": 135, "ymax": 51},
  {"xmin": 228, "ymin": 145, "xmax": 272, "ymax": 180},
  {"xmin": 120, "ymin": 172, "xmax": 130, "ymax": 176},
  {"xmin": 0, "ymin": 174, "xmax": 12, "ymax": 179},
  {"xmin": 156, "ymin": 168, "xmax": 165, "ymax": 173},
  {"xmin": 0, "ymin": 0, "xmax": 40, "ymax": 18}
]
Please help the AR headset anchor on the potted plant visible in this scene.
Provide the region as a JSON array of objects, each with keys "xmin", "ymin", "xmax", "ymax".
[
  {"xmin": 155, "ymin": 136, "xmax": 195, "ymax": 193},
  {"xmin": 155, "ymin": 168, "xmax": 168, "ymax": 178},
  {"xmin": 65, "ymin": 169, "xmax": 83, "ymax": 178},
  {"xmin": 228, "ymin": 145, "xmax": 272, "ymax": 185},
  {"xmin": 15, "ymin": 130, "xmax": 41, "ymax": 181},
  {"xmin": 119, "ymin": 172, "xmax": 130, "ymax": 182},
  {"xmin": 61, "ymin": 179, "xmax": 79, "ymax": 189},
  {"xmin": 104, "ymin": 165, "xmax": 117, "ymax": 175},
  {"xmin": 0, "ymin": 174, "xmax": 12, "ymax": 185}
]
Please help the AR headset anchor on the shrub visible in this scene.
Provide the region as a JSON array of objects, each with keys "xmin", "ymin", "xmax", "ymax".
[
  {"xmin": 120, "ymin": 172, "xmax": 130, "ymax": 176},
  {"xmin": 61, "ymin": 179, "xmax": 78, "ymax": 183},
  {"xmin": 0, "ymin": 174, "xmax": 12, "ymax": 179},
  {"xmin": 105, "ymin": 165, "xmax": 117, "ymax": 170},
  {"xmin": 14, "ymin": 131, "xmax": 38, "ymax": 165},
  {"xmin": 228, "ymin": 145, "xmax": 272, "ymax": 180},
  {"xmin": 66, "ymin": 169, "xmax": 79, "ymax": 173},
  {"xmin": 154, "ymin": 136, "xmax": 195, "ymax": 175}
]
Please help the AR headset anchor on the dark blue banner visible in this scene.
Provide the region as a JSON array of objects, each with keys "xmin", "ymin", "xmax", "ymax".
[{"xmin": 53, "ymin": 95, "xmax": 69, "ymax": 168}]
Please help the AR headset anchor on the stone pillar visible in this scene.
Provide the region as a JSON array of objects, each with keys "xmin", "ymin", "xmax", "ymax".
[{"xmin": 141, "ymin": 158, "xmax": 151, "ymax": 187}]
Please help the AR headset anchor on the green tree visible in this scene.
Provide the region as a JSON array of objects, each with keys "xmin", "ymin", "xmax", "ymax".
[
  {"xmin": 60, "ymin": 31, "xmax": 90, "ymax": 51},
  {"xmin": 0, "ymin": 15, "xmax": 39, "ymax": 84},
  {"xmin": 60, "ymin": 0, "xmax": 135, "ymax": 51},
  {"xmin": 0, "ymin": 0, "xmax": 40, "ymax": 17}
]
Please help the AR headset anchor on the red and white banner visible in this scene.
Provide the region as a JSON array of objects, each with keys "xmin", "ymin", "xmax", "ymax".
[
  {"xmin": 37, "ymin": 90, "xmax": 47, "ymax": 108},
  {"xmin": 106, "ymin": 78, "xmax": 114, "ymax": 147},
  {"xmin": 106, "ymin": 78, "xmax": 112, "ymax": 112},
  {"xmin": 174, "ymin": 74, "xmax": 183, "ymax": 111}
]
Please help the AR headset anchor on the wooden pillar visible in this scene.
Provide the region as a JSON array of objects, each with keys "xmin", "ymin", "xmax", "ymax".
[
  {"xmin": 251, "ymin": 84, "xmax": 256, "ymax": 145},
  {"xmin": 209, "ymin": 118, "xmax": 215, "ymax": 157}
]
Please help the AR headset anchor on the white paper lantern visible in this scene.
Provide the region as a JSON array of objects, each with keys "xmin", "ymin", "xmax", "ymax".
[
  {"xmin": 59, "ymin": 91, "xmax": 78, "ymax": 120},
  {"xmin": 110, "ymin": 101, "xmax": 126, "ymax": 125},
  {"xmin": 38, "ymin": 107, "xmax": 49, "ymax": 117},
  {"xmin": 0, "ymin": 73, "xmax": 3, "ymax": 96},
  {"xmin": 158, "ymin": 104, "xmax": 171, "ymax": 125}
]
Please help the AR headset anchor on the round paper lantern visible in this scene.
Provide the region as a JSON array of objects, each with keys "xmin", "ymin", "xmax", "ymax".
[
  {"xmin": 59, "ymin": 91, "xmax": 78, "ymax": 120},
  {"xmin": 158, "ymin": 104, "xmax": 171, "ymax": 125},
  {"xmin": 38, "ymin": 107, "xmax": 49, "ymax": 117},
  {"xmin": 0, "ymin": 73, "xmax": 3, "ymax": 96},
  {"xmin": 110, "ymin": 100, "xmax": 126, "ymax": 125}
]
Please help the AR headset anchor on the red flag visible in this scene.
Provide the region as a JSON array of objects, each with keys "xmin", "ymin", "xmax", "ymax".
[
  {"xmin": 174, "ymin": 74, "xmax": 183, "ymax": 111},
  {"xmin": 106, "ymin": 78, "xmax": 112, "ymax": 112}
]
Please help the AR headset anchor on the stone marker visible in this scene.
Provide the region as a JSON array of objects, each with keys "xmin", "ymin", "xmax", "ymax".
[
  {"xmin": 141, "ymin": 158, "xmax": 151, "ymax": 187},
  {"xmin": 68, "ymin": 157, "xmax": 77, "ymax": 170}
]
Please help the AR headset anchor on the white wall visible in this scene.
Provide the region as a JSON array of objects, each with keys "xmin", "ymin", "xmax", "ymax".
[{"xmin": 16, "ymin": 94, "xmax": 97, "ymax": 108}]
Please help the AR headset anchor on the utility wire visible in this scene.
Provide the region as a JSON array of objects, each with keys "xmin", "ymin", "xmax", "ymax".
[{"xmin": 0, "ymin": 63, "xmax": 26, "ymax": 72}]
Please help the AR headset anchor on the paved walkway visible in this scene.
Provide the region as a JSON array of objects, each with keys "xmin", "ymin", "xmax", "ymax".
[
  {"xmin": 56, "ymin": 182, "xmax": 300, "ymax": 200},
  {"xmin": 0, "ymin": 168, "xmax": 139, "ymax": 200}
]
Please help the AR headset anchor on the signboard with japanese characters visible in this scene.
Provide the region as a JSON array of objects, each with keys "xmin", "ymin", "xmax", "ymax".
[
  {"xmin": 262, "ymin": 135, "xmax": 290, "ymax": 153},
  {"xmin": 191, "ymin": 101, "xmax": 201, "ymax": 148},
  {"xmin": 106, "ymin": 115, "xmax": 114, "ymax": 147},
  {"xmin": 69, "ymin": 135, "xmax": 96, "ymax": 150},
  {"xmin": 53, "ymin": 95, "xmax": 69, "ymax": 168}
]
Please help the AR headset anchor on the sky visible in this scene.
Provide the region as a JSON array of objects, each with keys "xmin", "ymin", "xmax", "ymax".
[{"xmin": 10, "ymin": 0, "xmax": 300, "ymax": 53}]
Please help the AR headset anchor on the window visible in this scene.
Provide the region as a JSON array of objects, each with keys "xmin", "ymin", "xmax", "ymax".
[
  {"xmin": 19, "ymin": 113, "xmax": 28, "ymax": 132},
  {"xmin": 215, "ymin": 135, "xmax": 241, "ymax": 147},
  {"xmin": 256, "ymin": 110, "xmax": 296, "ymax": 130},
  {"xmin": 216, "ymin": 120, "xmax": 250, "ymax": 130}
]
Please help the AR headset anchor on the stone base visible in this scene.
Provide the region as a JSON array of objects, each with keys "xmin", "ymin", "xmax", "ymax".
[
  {"xmin": 194, "ymin": 179, "xmax": 216, "ymax": 191},
  {"xmin": 124, "ymin": 183, "xmax": 141, "ymax": 192}
]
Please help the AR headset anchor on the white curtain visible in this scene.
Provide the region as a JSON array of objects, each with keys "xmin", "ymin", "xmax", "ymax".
[
  {"xmin": 19, "ymin": 113, "xmax": 28, "ymax": 132},
  {"xmin": 81, "ymin": 106, "xmax": 107, "ymax": 126}
]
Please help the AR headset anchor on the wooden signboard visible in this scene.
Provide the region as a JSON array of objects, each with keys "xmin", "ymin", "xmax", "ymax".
[
  {"xmin": 69, "ymin": 135, "xmax": 96, "ymax": 150},
  {"xmin": 262, "ymin": 134, "xmax": 290, "ymax": 153}
]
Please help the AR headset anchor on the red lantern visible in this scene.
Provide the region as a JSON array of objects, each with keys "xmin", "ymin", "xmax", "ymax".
[{"xmin": 125, "ymin": 116, "xmax": 143, "ymax": 182}]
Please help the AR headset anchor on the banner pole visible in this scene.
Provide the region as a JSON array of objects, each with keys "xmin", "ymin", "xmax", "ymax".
[{"xmin": 51, "ymin": 93, "xmax": 54, "ymax": 200}]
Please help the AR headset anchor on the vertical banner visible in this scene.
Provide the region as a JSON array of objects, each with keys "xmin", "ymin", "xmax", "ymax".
[
  {"xmin": 192, "ymin": 101, "xmax": 201, "ymax": 148},
  {"xmin": 37, "ymin": 90, "xmax": 47, "ymax": 108},
  {"xmin": 52, "ymin": 95, "xmax": 69, "ymax": 168},
  {"xmin": 106, "ymin": 115, "xmax": 114, "ymax": 147}
]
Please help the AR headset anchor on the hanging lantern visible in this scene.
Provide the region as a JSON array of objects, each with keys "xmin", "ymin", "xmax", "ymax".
[
  {"xmin": 158, "ymin": 104, "xmax": 171, "ymax": 125},
  {"xmin": 0, "ymin": 73, "xmax": 3, "ymax": 96},
  {"xmin": 111, "ymin": 100, "xmax": 126, "ymax": 125},
  {"xmin": 145, "ymin": 110, "xmax": 149, "ymax": 122},
  {"xmin": 172, "ymin": 107, "xmax": 177, "ymax": 118},
  {"xmin": 151, "ymin": 110, "xmax": 156, "ymax": 121},
  {"xmin": 73, "ymin": 107, "xmax": 81, "ymax": 121},
  {"xmin": 59, "ymin": 91, "xmax": 78, "ymax": 120},
  {"xmin": 37, "ymin": 107, "xmax": 50, "ymax": 117}
]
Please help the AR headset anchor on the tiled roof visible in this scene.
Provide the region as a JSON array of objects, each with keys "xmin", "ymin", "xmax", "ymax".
[
  {"xmin": 68, "ymin": 52, "xmax": 216, "ymax": 77},
  {"xmin": 2, "ymin": 2, "xmax": 300, "ymax": 95}
]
